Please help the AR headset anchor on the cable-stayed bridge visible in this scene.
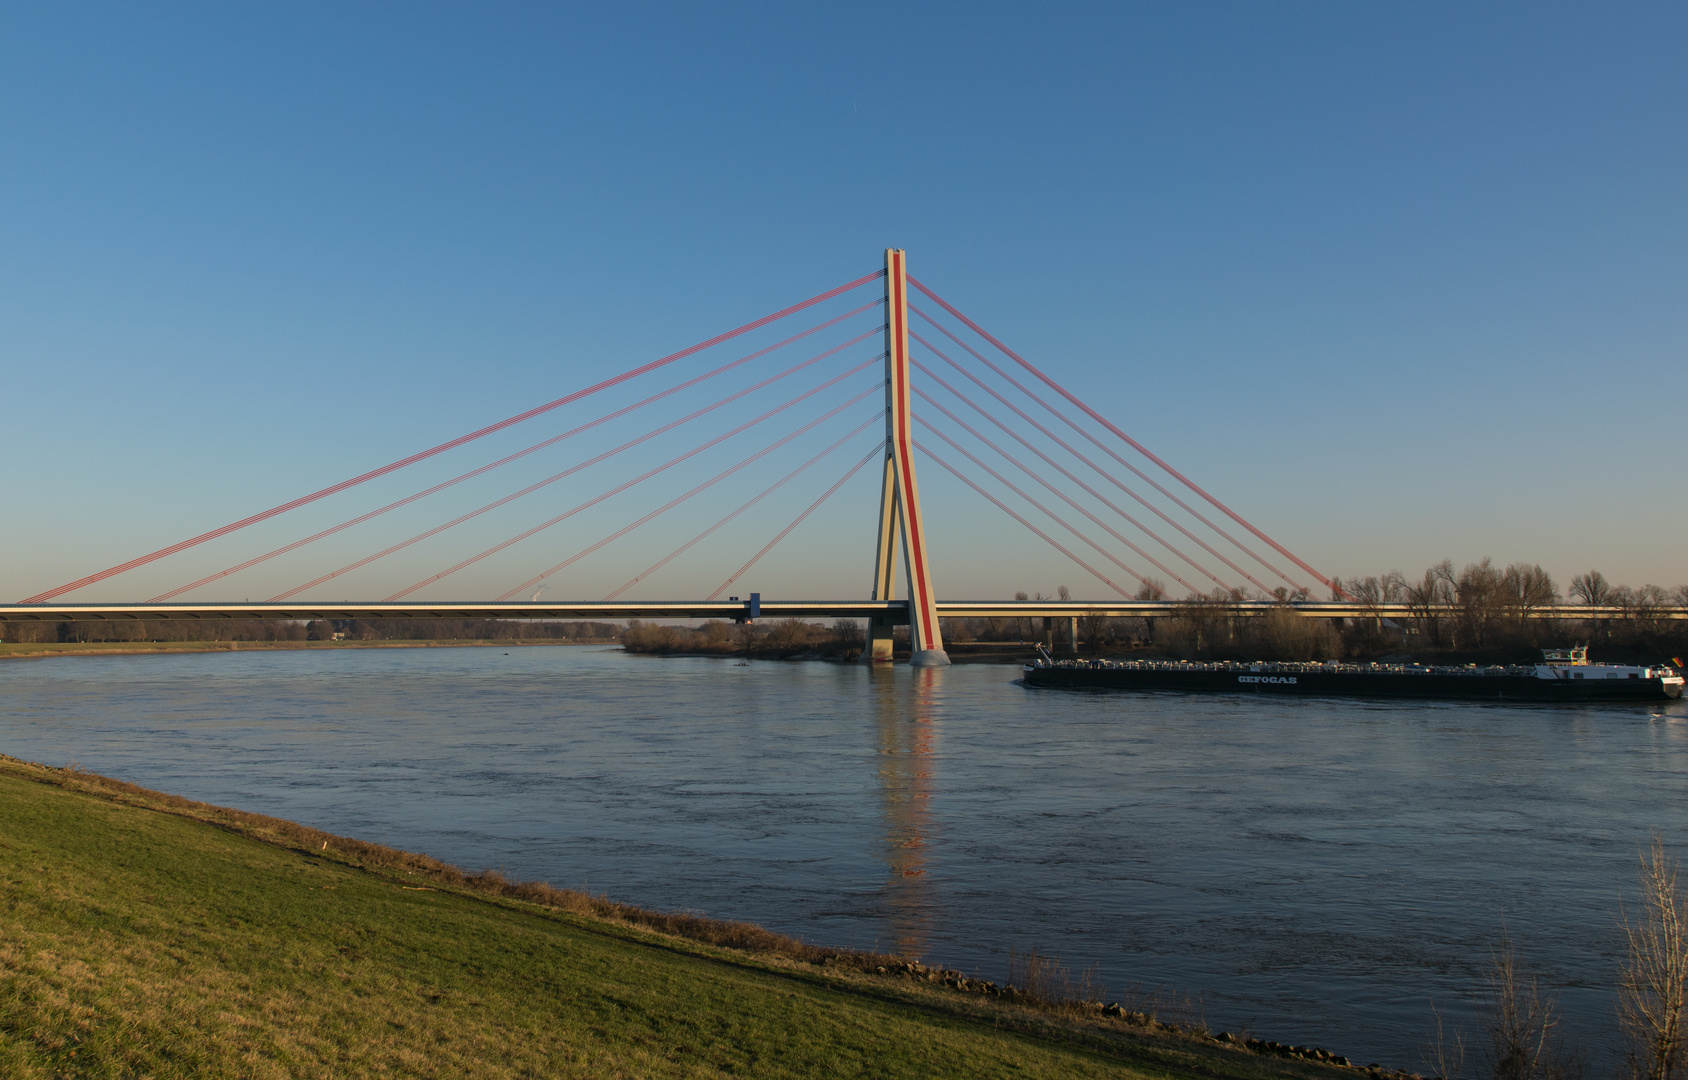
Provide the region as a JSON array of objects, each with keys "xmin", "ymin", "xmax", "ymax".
[{"xmin": 5, "ymin": 251, "xmax": 1680, "ymax": 663}]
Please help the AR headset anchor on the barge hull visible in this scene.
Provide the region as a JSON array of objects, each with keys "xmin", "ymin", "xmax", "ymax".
[{"xmin": 1022, "ymin": 667, "xmax": 1683, "ymax": 702}]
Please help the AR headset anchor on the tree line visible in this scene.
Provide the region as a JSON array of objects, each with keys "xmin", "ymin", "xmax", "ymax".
[
  {"xmin": 622, "ymin": 618, "xmax": 865, "ymax": 659},
  {"xmin": 8, "ymin": 559, "xmax": 1679, "ymax": 663},
  {"xmin": 930, "ymin": 562, "xmax": 1688, "ymax": 664},
  {"xmin": 1325, "ymin": 560, "xmax": 1687, "ymax": 663}
]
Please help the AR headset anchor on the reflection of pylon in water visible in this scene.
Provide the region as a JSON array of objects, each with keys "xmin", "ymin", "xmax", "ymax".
[{"xmin": 874, "ymin": 667, "xmax": 941, "ymax": 959}]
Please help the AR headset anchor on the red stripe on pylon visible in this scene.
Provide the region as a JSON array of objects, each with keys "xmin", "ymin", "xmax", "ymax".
[{"xmin": 886, "ymin": 251, "xmax": 940, "ymax": 641}]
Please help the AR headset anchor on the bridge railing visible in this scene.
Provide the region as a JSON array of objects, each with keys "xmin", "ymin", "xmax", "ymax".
[{"xmin": 3, "ymin": 601, "xmax": 1686, "ymax": 624}]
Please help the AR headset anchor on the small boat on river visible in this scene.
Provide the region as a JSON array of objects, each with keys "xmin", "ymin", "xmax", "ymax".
[{"xmin": 1022, "ymin": 646, "xmax": 1685, "ymax": 702}]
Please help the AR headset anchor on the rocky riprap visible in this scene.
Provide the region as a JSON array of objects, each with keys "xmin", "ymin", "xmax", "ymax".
[{"xmin": 817, "ymin": 955, "xmax": 1423, "ymax": 1077}]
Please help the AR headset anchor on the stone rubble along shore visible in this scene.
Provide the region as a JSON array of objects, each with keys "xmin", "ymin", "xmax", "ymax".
[{"xmin": 819, "ymin": 955, "xmax": 1428, "ymax": 1080}]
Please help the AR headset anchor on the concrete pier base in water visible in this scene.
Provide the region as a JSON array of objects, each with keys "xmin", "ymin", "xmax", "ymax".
[
  {"xmin": 864, "ymin": 617, "xmax": 895, "ymax": 662},
  {"xmin": 909, "ymin": 649, "xmax": 951, "ymax": 667}
]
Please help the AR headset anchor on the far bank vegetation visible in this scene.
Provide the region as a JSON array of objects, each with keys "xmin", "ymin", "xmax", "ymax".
[
  {"xmin": 934, "ymin": 563, "xmax": 1687, "ymax": 666},
  {"xmin": 618, "ymin": 560, "xmax": 1686, "ymax": 665},
  {"xmin": 9, "ymin": 561, "xmax": 1682, "ymax": 668},
  {"xmin": 622, "ymin": 617, "xmax": 867, "ymax": 660}
]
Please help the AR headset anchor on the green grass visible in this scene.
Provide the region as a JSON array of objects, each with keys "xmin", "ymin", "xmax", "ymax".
[{"xmin": 0, "ymin": 759, "xmax": 1359, "ymax": 1079}]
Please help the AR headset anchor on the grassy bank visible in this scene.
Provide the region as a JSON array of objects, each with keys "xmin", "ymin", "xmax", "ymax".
[
  {"xmin": 0, "ymin": 639, "xmax": 614, "ymax": 660},
  {"xmin": 0, "ymin": 758, "xmax": 1378, "ymax": 1079}
]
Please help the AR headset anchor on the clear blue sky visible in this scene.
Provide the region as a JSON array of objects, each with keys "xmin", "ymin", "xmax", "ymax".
[{"xmin": 4, "ymin": 2, "xmax": 1684, "ymax": 603}]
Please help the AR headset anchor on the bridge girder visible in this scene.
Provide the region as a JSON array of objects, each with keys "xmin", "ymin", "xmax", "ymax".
[{"xmin": 3, "ymin": 601, "xmax": 1684, "ymax": 624}]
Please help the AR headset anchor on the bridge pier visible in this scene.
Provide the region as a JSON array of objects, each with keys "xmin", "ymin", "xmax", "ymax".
[
  {"xmin": 1037, "ymin": 616, "xmax": 1080, "ymax": 654},
  {"xmin": 866, "ymin": 616, "xmax": 895, "ymax": 662}
]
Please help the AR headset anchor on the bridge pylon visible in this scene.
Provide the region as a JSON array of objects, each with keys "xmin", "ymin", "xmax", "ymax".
[{"xmin": 866, "ymin": 249, "xmax": 949, "ymax": 666}]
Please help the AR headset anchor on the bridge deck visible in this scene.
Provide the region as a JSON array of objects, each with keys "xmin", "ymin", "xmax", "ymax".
[{"xmin": 2, "ymin": 601, "xmax": 1683, "ymax": 623}]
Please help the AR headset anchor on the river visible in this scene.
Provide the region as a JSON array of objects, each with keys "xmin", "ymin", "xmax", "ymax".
[{"xmin": 2, "ymin": 644, "xmax": 1683, "ymax": 1069}]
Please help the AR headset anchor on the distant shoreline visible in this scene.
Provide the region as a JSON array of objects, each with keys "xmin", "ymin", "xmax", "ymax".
[
  {"xmin": 0, "ymin": 637, "xmax": 1041, "ymax": 664},
  {"xmin": 0, "ymin": 639, "xmax": 618, "ymax": 661}
]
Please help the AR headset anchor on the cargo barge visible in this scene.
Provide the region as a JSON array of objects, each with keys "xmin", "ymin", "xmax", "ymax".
[{"xmin": 1022, "ymin": 647, "xmax": 1684, "ymax": 702}]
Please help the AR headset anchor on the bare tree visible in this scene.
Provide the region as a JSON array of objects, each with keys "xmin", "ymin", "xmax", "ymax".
[
  {"xmin": 1634, "ymin": 586, "xmax": 1671, "ymax": 637},
  {"xmin": 1482, "ymin": 933, "xmax": 1577, "ymax": 1080},
  {"xmin": 763, "ymin": 618, "xmax": 816, "ymax": 654},
  {"xmin": 1078, "ymin": 607, "xmax": 1109, "ymax": 655},
  {"xmin": 1007, "ymin": 948, "xmax": 1106, "ymax": 1011},
  {"xmin": 941, "ymin": 616, "xmax": 976, "ymax": 644},
  {"xmin": 1384, "ymin": 569, "xmax": 1409, "ymax": 602},
  {"xmin": 1160, "ymin": 590, "xmax": 1237, "ymax": 660},
  {"xmin": 1619, "ymin": 835, "xmax": 1688, "ymax": 1080},
  {"xmin": 1424, "ymin": 997, "xmax": 1468, "ymax": 1080},
  {"xmin": 1349, "ymin": 571, "xmax": 1408, "ymax": 626},
  {"xmin": 1407, "ymin": 560, "xmax": 1457, "ymax": 647},
  {"xmin": 1611, "ymin": 586, "xmax": 1640, "ymax": 617},
  {"xmin": 1458, "ymin": 559, "xmax": 1507, "ymax": 650},
  {"xmin": 1503, "ymin": 564, "xmax": 1559, "ymax": 622},
  {"xmin": 1249, "ymin": 606, "xmax": 1338, "ymax": 661},
  {"xmin": 1335, "ymin": 572, "xmax": 1406, "ymax": 654},
  {"xmin": 1570, "ymin": 571, "xmax": 1612, "ymax": 607},
  {"xmin": 1135, "ymin": 578, "xmax": 1166, "ymax": 640},
  {"xmin": 830, "ymin": 618, "xmax": 865, "ymax": 652},
  {"xmin": 1570, "ymin": 571, "xmax": 1616, "ymax": 642}
]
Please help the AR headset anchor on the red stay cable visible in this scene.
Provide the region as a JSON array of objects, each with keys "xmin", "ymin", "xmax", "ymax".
[
  {"xmin": 497, "ymin": 412, "xmax": 880, "ymax": 602},
  {"xmin": 909, "ymin": 304, "xmax": 1308, "ymax": 595},
  {"xmin": 21, "ymin": 269, "xmax": 886, "ymax": 604},
  {"xmin": 911, "ymin": 388, "xmax": 1203, "ymax": 595},
  {"xmin": 707, "ymin": 443, "xmax": 884, "ymax": 602},
  {"xmin": 150, "ymin": 299, "xmax": 885, "ymax": 602},
  {"xmin": 906, "ymin": 277, "xmax": 1337, "ymax": 597},
  {"xmin": 909, "ymin": 331, "xmax": 1272, "ymax": 595},
  {"xmin": 387, "ymin": 369, "xmax": 884, "ymax": 602},
  {"xmin": 268, "ymin": 338, "xmax": 885, "ymax": 602},
  {"xmin": 605, "ymin": 420, "xmax": 881, "ymax": 601},
  {"xmin": 914, "ymin": 440, "xmax": 1132, "ymax": 600},
  {"xmin": 914, "ymin": 415, "xmax": 1152, "ymax": 594}
]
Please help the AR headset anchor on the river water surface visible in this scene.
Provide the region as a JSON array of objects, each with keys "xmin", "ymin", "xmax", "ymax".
[{"xmin": 2, "ymin": 645, "xmax": 1684, "ymax": 1069}]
